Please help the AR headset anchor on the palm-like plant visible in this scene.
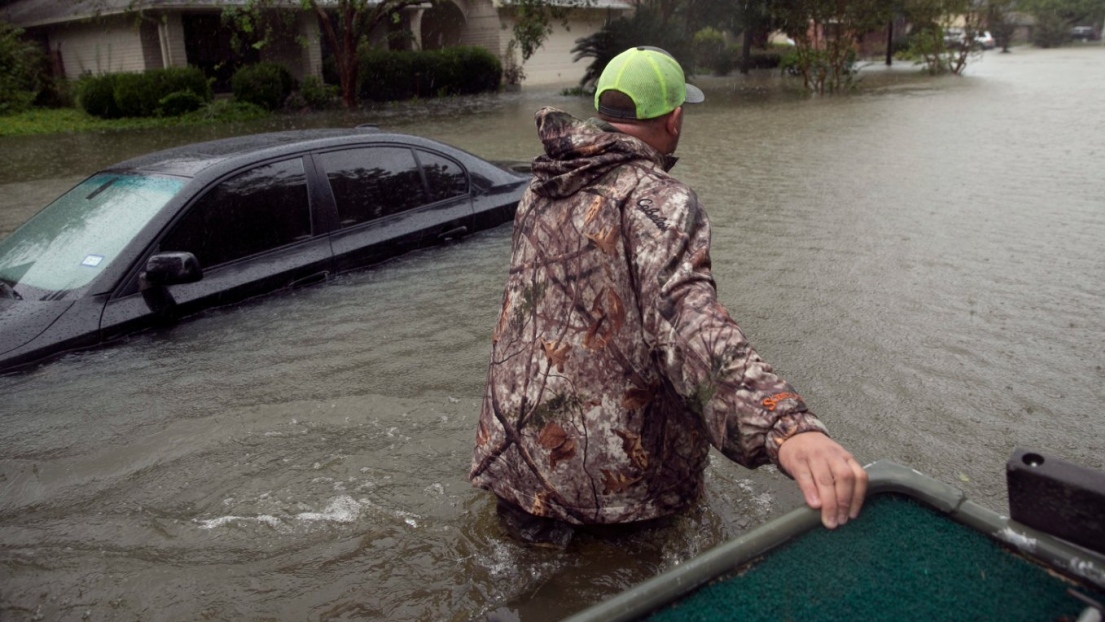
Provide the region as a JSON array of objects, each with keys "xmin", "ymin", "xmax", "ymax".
[{"xmin": 571, "ymin": 8, "xmax": 694, "ymax": 89}]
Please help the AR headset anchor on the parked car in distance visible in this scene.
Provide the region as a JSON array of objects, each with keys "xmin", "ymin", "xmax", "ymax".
[
  {"xmin": 0, "ymin": 128, "xmax": 530, "ymax": 373},
  {"xmin": 942, "ymin": 28, "xmax": 968, "ymax": 49},
  {"xmin": 943, "ymin": 28, "xmax": 994, "ymax": 50},
  {"xmin": 1071, "ymin": 26, "xmax": 1096, "ymax": 41}
]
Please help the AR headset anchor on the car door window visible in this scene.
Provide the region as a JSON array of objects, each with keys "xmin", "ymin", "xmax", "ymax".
[
  {"xmin": 317, "ymin": 147, "xmax": 429, "ymax": 228},
  {"xmin": 417, "ymin": 150, "xmax": 468, "ymax": 203},
  {"xmin": 160, "ymin": 159, "xmax": 311, "ymax": 268}
]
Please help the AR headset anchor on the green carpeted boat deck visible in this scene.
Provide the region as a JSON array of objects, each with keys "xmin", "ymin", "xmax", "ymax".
[
  {"xmin": 648, "ymin": 493, "xmax": 1103, "ymax": 622},
  {"xmin": 564, "ymin": 461, "xmax": 1105, "ymax": 622}
]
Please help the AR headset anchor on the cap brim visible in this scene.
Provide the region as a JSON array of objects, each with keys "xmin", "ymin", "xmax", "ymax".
[{"xmin": 684, "ymin": 83, "xmax": 705, "ymax": 104}]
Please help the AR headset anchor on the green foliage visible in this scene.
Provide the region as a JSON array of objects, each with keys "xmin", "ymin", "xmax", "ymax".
[
  {"xmin": 779, "ymin": 47, "xmax": 800, "ymax": 74},
  {"xmin": 231, "ymin": 62, "xmax": 296, "ymax": 111},
  {"xmin": 78, "ymin": 67, "xmax": 211, "ymax": 119},
  {"xmin": 710, "ymin": 45, "xmax": 782, "ymax": 76},
  {"xmin": 0, "ymin": 20, "xmax": 45, "ymax": 115},
  {"xmin": 0, "ymin": 101, "xmax": 269, "ymax": 137},
  {"xmin": 509, "ymin": 0, "xmax": 583, "ymax": 63},
  {"xmin": 113, "ymin": 73, "xmax": 160, "ymax": 117},
  {"xmin": 357, "ymin": 47, "xmax": 501, "ymax": 102},
  {"xmin": 1020, "ymin": 0, "xmax": 1105, "ymax": 46},
  {"xmin": 184, "ymin": 99, "xmax": 269, "ymax": 123},
  {"xmin": 358, "ymin": 49, "xmax": 426, "ymax": 101},
  {"xmin": 161, "ymin": 67, "xmax": 213, "ymax": 102},
  {"xmin": 692, "ymin": 28, "xmax": 726, "ymax": 74},
  {"xmin": 713, "ymin": 45, "xmax": 737, "ymax": 76},
  {"xmin": 782, "ymin": 46, "xmax": 857, "ymax": 91},
  {"xmin": 222, "ymin": 3, "xmax": 282, "ymax": 55},
  {"xmin": 986, "ymin": 0, "xmax": 1018, "ymax": 51},
  {"xmin": 745, "ymin": 49, "xmax": 783, "ymax": 70},
  {"xmin": 77, "ymin": 74, "xmax": 122, "ymax": 119},
  {"xmin": 440, "ymin": 46, "xmax": 503, "ymax": 94},
  {"xmin": 571, "ymin": 7, "xmax": 694, "ymax": 88},
  {"xmin": 895, "ymin": 0, "xmax": 984, "ymax": 76},
  {"xmin": 502, "ymin": 39, "xmax": 527, "ymax": 86},
  {"xmin": 34, "ymin": 74, "xmax": 77, "ymax": 109},
  {"xmin": 905, "ymin": 24, "xmax": 952, "ymax": 73},
  {"xmin": 299, "ymin": 75, "xmax": 339, "ymax": 109},
  {"xmin": 158, "ymin": 90, "xmax": 206, "ymax": 117},
  {"xmin": 1032, "ymin": 11, "xmax": 1071, "ymax": 46},
  {"xmin": 774, "ymin": 0, "xmax": 895, "ymax": 92}
]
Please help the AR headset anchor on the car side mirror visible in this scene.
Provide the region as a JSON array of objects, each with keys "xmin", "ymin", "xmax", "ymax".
[{"xmin": 142, "ymin": 252, "xmax": 202, "ymax": 287}]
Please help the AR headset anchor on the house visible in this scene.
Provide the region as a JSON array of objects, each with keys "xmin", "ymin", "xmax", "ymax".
[
  {"xmin": 493, "ymin": 0, "xmax": 632, "ymax": 85},
  {"xmin": 1, "ymin": 0, "xmax": 631, "ymax": 91}
]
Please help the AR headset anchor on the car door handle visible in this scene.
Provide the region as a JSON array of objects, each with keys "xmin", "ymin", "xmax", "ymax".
[{"xmin": 437, "ymin": 226, "xmax": 468, "ymax": 240}]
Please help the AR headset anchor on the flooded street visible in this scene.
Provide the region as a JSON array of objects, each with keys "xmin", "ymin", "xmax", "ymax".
[{"xmin": 2, "ymin": 46, "xmax": 1104, "ymax": 621}]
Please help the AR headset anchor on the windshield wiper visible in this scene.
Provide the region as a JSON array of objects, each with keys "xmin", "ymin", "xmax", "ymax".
[
  {"xmin": 85, "ymin": 176, "xmax": 119, "ymax": 201},
  {"xmin": 0, "ymin": 279, "xmax": 22, "ymax": 300}
]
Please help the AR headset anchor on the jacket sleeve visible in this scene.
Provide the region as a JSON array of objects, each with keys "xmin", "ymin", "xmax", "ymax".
[{"xmin": 622, "ymin": 179, "xmax": 828, "ymax": 469}]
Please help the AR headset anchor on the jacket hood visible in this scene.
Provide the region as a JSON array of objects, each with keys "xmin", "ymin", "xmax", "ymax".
[{"xmin": 530, "ymin": 107, "xmax": 673, "ymax": 199}]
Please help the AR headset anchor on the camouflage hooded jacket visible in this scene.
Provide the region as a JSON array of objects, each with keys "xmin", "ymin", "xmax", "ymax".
[{"xmin": 469, "ymin": 107, "xmax": 828, "ymax": 525}]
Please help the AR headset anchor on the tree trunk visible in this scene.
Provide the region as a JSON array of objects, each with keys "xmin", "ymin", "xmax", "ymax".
[
  {"xmin": 886, "ymin": 20, "xmax": 893, "ymax": 66},
  {"xmin": 341, "ymin": 56, "xmax": 357, "ymax": 109},
  {"xmin": 340, "ymin": 4, "xmax": 357, "ymax": 109},
  {"xmin": 740, "ymin": 30, "xmax": 753, "ymax": 75},
  {"xmin": 312, "ymin": 1, "xmax": 358, "ymax": 109}
]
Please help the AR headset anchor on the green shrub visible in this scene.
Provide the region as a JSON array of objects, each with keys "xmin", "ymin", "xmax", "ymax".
[
  {"xmin": 439, "ymin": 46, "xmax": 501, "ymax": 94},
  {"xmin": 1031, "ymin": 11, "xmax": 1069, "ymax": 48},
  {"xmin": 359, "ymin": 48, "xmax": 415, "ymax": 101},
  {"xmin": 183, "ymin": 99, "xmax": 269, "ymax": 123},
  {"xmin": 713, "ymin": 45, "xmax": 782, "ymax": 75},
  {"xmin": 231, "ymin": 62, "xmax": 296, "ymax": 111},
  {"xmin": 713, "ymin": 45, "xmax": 739, "ymax": 76},
  {"xmin": 358, "ymin": 46, "xmax": 500, "ymax": 102},
  {"xmin": 111, "ymin": 67, "xmax": 210, "ymax": 117},
  {"xmin": 112, "ymin": 72, "xmax": 159, "ymax": 117},
  {"xmin": 35, "ymin": 75, "xmax": 76, "ymax": 109},
  {"xmin": 299, "ymin": 75, "xmax": 338, "ymax": 109},
  {"xmin": 693, "ymin": 28, "xmax": 726, "ymax": 75},
  {"xmin": 746, "ymin": 51, "xmax": 782, "ymax": 70},
  {"xmin": 571, "ymin": 7, "xmax": 694, "ymax": 88},
  {"xmin": 779, "ymin": 48, "xmax": 800, "ymax": 75},
  {"xmin": 0, "ymin": 78, "xmax": 39, "ymax": 115},
  {"xmin": 77, "ymin": 67, "xmax": 210, "ymax": 118},
  {"xmin": 156, "ymin": 66, "xmax": 212, "ymax": 103},
  {"xmin": 158, "ymin": 90, "xmax": 205, "ymax": 116},
  {"xmin": 0, "ymin": 21, "xmax": 45, "ymax": 115},
  {"xmin": 77, "ymin": 73, "xmax": 121, "ymax": 118}
]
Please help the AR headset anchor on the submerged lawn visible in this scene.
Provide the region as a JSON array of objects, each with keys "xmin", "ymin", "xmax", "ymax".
[{"xmin": 0, "ymin": 102, "xmax": 271, "ymax": 137}]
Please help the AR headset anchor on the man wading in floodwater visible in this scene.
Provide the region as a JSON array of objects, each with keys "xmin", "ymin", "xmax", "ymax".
[{"xmin": 470, "ymin": 46, "xmax": 867, "ymax": 547}]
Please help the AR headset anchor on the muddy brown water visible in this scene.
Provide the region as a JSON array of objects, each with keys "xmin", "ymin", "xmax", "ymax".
[{"xmin": 1, "ymin": 46, "xmax": 1103, "ymax": 621}]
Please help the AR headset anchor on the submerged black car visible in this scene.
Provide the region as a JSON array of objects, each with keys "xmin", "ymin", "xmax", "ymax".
[{"xmin": 0, "ymin": 128, "xmax": 529, "ymax": 373}]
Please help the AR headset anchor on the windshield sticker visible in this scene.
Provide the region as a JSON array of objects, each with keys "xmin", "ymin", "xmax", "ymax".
[{"xmin": 81, "ymin": 254, "xmax": 105, "ymax": 267}]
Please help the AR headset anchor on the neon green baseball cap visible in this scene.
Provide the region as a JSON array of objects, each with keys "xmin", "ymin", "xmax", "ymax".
[{"xmin": 594, "ymin": 46, "xmax": 705, "ymax": 120}]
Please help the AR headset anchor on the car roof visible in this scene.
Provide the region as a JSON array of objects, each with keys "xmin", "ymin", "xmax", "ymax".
[{"xmin": 106, "ymin": 127, "xmax": 448, "ymax": 178}]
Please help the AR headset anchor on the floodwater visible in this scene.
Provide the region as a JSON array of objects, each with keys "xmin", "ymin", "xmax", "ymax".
[{"xmin": 2, "ymin": 46, "xmax": 1103, "ymax": 621}]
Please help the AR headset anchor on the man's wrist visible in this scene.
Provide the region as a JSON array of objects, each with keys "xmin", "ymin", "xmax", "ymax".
[{"xmin": 767, "ymin": 414, "xmax": 829, "ymax": 466}]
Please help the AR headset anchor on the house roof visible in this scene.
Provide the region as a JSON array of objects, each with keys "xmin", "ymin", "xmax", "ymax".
[
  {"xmin": 494, "ymin": 0, "xmax": 632, "ymax": 10},
  {"xmin": 2, "ymin": 0, "xmax": 302, "ymax": 28},
  {"xmin": 4, "ymin": 0, "xmax": 633, "ymax": 29}
]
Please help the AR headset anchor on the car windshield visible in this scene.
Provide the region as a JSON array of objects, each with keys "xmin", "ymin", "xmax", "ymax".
[{"xmin": 0, "ymin": 173, "xmax": 184, "ymax": 300}]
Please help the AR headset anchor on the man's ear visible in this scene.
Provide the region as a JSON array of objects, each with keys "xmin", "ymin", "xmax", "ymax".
[{"xmin": 666, "ymin": 106, "xmax": 683, "ymax": 137}]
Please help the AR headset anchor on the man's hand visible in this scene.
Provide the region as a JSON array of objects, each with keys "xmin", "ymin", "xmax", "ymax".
[{"xmin": 777, "ymin": 432, "xmax": 867, "ymax": 529}]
